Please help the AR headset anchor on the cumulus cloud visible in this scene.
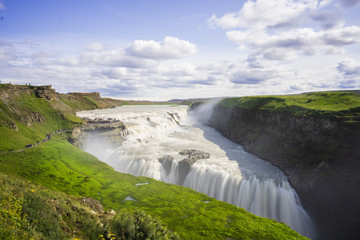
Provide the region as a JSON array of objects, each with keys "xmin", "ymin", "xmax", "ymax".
[
  {"xmin": 227, "ymin": 26, "xmax": 360, "ymax": 60},
  {"xmin": 101, "ymin": 68, "xmax": 127, "ymax": 79},
  {"xmin": 247, "ymin": 55, "xmax": 264, "ymax": 68},
  {"xmin": 337, "ymin": 59, "xmax": 360, "ymax": 75},
  {"xmin": 339, "ymin": 80, "xmax": 358, "ymax": 88},
  {"xmin": 336, "ymin": 59, "xmax": 360, "ymax": 89},
  {"xmin": 208, "ymin": 0, "xmax": 319, "ymax": 30},
  {"xmin": 126, "ymin": 36, "xmax": 197, "ymax": 59},
  {"xmin": 210, "ymin": 0, "xmax": 360, "ymax": 61},
  {"xmin": 157, "ymin": 62, "xmax": 196, "ymax": 76},
  {"xmin": 309, "ymin": 10, "xmax": 344, "ymax": 29},
  {"xmin": 80, "ymin": 49, "xmax": 158, "ymax": 68},
  {"xmin": 78, "ymin": 36, "xmax": 197, "ymax": 68},
  {"xmin": 230, "ymin": 69, "xmax": 276, "ymax": 84}
]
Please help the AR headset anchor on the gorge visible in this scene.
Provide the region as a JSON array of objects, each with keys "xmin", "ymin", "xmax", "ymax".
[{"xmin": 76, "ymin": 104, "xmax": 316, "ymax": 238}]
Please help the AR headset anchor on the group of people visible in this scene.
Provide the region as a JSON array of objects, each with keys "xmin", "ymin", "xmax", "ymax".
[{"xmin": 25, "ymin": 129, "xmax": 66, "ymax": 148}]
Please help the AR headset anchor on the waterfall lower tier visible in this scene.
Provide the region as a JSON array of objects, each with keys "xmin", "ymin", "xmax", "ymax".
[{"xmin": 77, "ymin": 105, "xmax": 315, "ymax": 238}]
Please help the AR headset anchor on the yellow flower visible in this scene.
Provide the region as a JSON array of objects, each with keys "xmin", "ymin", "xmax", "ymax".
[{"xmin": 31, "ymin": 189, "xmax": 34, "ymax": 192}]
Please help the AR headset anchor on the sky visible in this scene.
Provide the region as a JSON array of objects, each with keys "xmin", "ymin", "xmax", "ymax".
[{"xmin": 0, "ymin": 0, "xmax": 360, "ymax": 100}]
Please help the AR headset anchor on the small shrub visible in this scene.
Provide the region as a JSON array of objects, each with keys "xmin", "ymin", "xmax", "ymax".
[
  {"xmin": 110, "ymin": 210, "xmax": 179, "ymax": 240},
  {"xmin": 77, "ymin": 213, "xmax": 107, "ymax": 240},
  {"xmin": 0, "ymin": 195, "xmax": 28, "ymax": 239},
  {"xmin": 22, "ymin": 191, "xmax": 66, "ymax": 239}
]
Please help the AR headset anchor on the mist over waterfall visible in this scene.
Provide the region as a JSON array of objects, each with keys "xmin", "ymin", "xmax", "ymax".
[{"xmin": 77, "ymin": 104, "xmax": 315, "ymax": 238}]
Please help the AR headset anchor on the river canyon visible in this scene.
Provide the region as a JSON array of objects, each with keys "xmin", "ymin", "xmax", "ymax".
[{"xmin": 77, "ymin": 104, "xmax": 315, "ymax": 238}]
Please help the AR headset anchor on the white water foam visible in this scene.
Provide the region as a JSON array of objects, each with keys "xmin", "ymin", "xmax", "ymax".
[{"xmin": 77, "ymin": 105, "xmax": 315, "ymax": 238}]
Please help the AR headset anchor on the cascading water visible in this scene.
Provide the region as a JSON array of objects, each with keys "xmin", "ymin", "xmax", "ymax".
[{"xmin": 77, "ymin": 104, "xmax": 315, "ymax": 238}]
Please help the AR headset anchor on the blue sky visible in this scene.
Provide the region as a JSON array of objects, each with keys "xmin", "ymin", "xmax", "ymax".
[{"xmin": 1, "ymin": 0, "xmax": 360, "ymax": 100}]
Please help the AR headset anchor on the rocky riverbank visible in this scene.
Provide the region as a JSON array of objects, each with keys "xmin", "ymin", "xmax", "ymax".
[
  {"xmin": 195, "ymin": 93, "xmax": 360, "ymax": 240},
  {"xmin": 70, "ymin": 118, "xmax": 128, "ymax": 149}
]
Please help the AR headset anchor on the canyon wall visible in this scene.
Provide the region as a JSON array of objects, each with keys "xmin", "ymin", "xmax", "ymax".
[{"xmin": 204, "ymin": 98, "xmax": 360, "ymax": 240}]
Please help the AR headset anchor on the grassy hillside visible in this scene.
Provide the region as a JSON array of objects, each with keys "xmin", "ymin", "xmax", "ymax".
[
  {"xmin": 0, "ymin": 84, "xmax": 308, "ymax": 239},
  {"xmin": 221, "ymin": 91, "xmax": 360, "ymax": 122},
  {"xmin": 0, "ymin": 173, "xmax": 179, "ymax": 240}
]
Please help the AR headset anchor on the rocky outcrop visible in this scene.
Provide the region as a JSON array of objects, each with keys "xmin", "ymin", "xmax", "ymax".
[
  {"xmin": 80, "ymin": 197, "xmax": 104, "ymax": 214},
  {"xmin": 67, "ymin": 92, "xmax": 101, "ymax": 101},
  {"xmin": 158, "ymin": 150, "xmax": 210, "ymax": 185},
  {"xmin": 158, "ymin": 155, "xmax": 174, "ymax": 175},
  {"xmin": 179, "ymin": 149, "xmax": 211, "ymax": 161},
  {"xmin": 0, "ymin": 84, "xmax": 58, "ymax": 101},
  {"xmin": 34, "ymin": 85, "xmax": 57, "ymax": 100},
  {"xmin": 205, "ymin": 102, "xmax": 360, "ymax": 240},
  {"xmin": 70, "ymin": 120, "xmax": 128, "ymax": 148}
]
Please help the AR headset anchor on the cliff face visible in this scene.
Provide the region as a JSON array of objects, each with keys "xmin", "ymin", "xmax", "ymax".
[
  {"xmin": 205, "ymin": 97, "xmax": 360, "ymax": 240},
  {"xmin": 70, "ymin": 119, "xmax": 128, "ymax": 149}
]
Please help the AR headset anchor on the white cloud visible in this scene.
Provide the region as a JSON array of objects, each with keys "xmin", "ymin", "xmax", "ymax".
[
  {"xmin": 157, "ymin": 62, "xmax": 196, "ymax": 76},
  {"xmin": 0, "ymin": 44, "xmax": 17, "ymax": 66},
  {"xmin": 322, "ymin": 26, "xmax": 360, "ymax": 46},
  {"xmin": 208, "ymin": 0, "xmax": 319, "ymax": 30},
  {"xmin": 227, "ymin": 26, "xmax": 360, "ymax": 60},
  {"xmin": 77, "ymin": 37, "xmax": 197, "ymax": 68},
  {"xmin": 309, "ymin": 10, "xmax": 344, "ymax": 29},
  {"xmin": 337, "ymin": 59, "xmax": 360, "ymax": 75},
  {"xmin": 80, "ymin": 49, "xmax": 158, "ymax": 68},
  {"xmin": 210, "ymin": 0, "xmax": 360, "ymax": 61},
  {"xmin": 101, "ymin": 68, "xmax": 128, "ymax": 79},
  {"xmin": 230, "ymin": 68, "xmax": 277, "ymax": 85},
  {"xmin": 0, "ymin": 33, "xmax": 357, "ymax": 100},
  {"xmin": 86, "ymin": 42, "xmax": 104, "ymax": 51},
  {"xmin": 126, "ymin": 36, "xmax": 197, "ymax": 59}
]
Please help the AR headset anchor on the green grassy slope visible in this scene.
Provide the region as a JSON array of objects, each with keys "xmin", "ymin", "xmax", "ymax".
[
  {"xmin": 0, "ymin": 84, "xmax": 308, "ymax": 239},
  {"xmin": 221, "ymin": 91, "xmax": 360, "ymax": 122},
  {"xmin": 0, "ymin": 136, "xmax": 306, "ymax": 239},
  {"xmin": 0, "ymin": 173, "xmax": 179, "ymax": 240}
]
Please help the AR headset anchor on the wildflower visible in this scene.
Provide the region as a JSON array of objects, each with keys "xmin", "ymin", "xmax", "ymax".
[{"xmin": 31, "ymin": 189, "xmax": 34, "ymax": 192}]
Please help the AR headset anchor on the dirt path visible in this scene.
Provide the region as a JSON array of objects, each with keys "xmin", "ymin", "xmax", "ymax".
[{"xmin": 2, "ymin": 129, "xmax": 71, "ymax": 154}]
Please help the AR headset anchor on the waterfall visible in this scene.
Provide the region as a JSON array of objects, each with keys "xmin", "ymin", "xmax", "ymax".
[{"xmin": 77, "ymin": 105, "xmax": 315, "ymax": 238}]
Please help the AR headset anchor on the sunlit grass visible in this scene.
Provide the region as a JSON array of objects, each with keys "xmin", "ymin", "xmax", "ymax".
[
  {"xmin": 220, "ymin": 91, "xmax": 360, "ymax": 123},
  {"xmin": 0, "ymin": 139, "xmax": 308, "ymax": 239}
]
